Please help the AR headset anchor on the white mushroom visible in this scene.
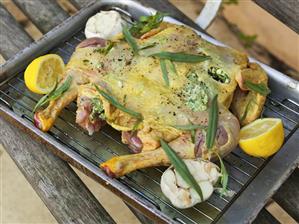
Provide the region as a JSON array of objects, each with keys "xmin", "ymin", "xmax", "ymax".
[
  {"xmin": 161, "ymin": 159, "xmax": 221, "ymax": 209},
  {"xmin": 85, "ymin": 11, "xmax": 126, "ymax": 40}
]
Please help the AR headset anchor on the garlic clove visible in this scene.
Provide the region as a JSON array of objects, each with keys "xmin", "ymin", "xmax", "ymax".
[
  {"xmin": 85, "ymin": 11, "xmax": 126, "ymax": 40},
  {"xmin": 160, "ymin": 159, "xmax": 221, "ymax": 208}
]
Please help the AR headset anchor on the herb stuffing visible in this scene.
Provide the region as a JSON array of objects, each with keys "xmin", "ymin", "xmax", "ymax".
[
  {"xmin": 182, "ymin": 72, "xmax": 209, "ymax": 112},
  {"xmin": 208, "ymin": 66, "xmax": 230, "ymax": 84},
  {"xmin": 90, "ymin": 98, "xmax": 105, "ymax": 121}
]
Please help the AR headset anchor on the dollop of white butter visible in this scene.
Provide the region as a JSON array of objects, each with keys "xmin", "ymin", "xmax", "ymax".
[
  {"xmin": 85, "ymin": 11, "xmax": 125, "ymax": 39},
  {"xmin": 161, "ymin": 159, "xmax": 221, "ymax": 209}
]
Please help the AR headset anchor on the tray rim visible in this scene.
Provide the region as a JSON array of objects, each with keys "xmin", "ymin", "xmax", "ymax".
[{"xmin": 0, "ymin": 0, "xmax": 298, "ymax": 223}]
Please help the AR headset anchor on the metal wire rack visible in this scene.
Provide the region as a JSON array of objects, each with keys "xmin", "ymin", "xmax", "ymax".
[
  {"xmin": 0, "ymin": 2, "xmax": 298, "ymax": 223},
  {"xmin": 1, "ymin": 27, "xmax": 298, "ymax": 224}
]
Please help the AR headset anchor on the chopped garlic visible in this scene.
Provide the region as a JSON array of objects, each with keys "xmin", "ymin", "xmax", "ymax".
[
  {"xmin": 161, "ymin": 159, "xmax": 220, "ymax": 209},
  {"xmin": 85, "ymin": 11, "xmax": 126, "ymax": 40}
]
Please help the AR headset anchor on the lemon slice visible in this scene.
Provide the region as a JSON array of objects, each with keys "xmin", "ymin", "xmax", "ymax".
[
  {"xmin": 239, "ymin": 118, "xmax": 284, "ymax": 158},
  {"xmin": 24, "ymin": 54, "xmax": 65, "ymax": 94}
]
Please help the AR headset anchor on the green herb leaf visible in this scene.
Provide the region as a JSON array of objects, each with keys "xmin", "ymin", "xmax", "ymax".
[
  {"xmin": 94, "ymin": 84, "xmax": 143, "ymax": 120},
  {"xmin": 138, "ymin": 42, "xmax": 157, "ymax": 50},
  {"xmin": 33, "ymin": 76, "xmax": 72, "ymax": 112},
  {"xmin": 160, "ymin": 59, "xmax": 169, "ymax": 86},
  {"xmin": 33, "ymin": 83, "xmax": 57, "ymax": 112},
  {"xmin": 240, "ymin": 99, "xmax": 252, "ymax": 122},
  {"xmin": 123, "ymin": 26, "xmax": 139, "ymax": 54},
  {"xmin": 130, "ymin": 12, "xmax": 168, "ymax": 38},
  {"xmin": 160, "ymin": 139, "xmax": 204, "ymax": 201},
  {"xmin": 244, "ymin": 80, "xmax": 270, "ymax": 96},
  {"xmin": 167, "ymin": 60, "xmax": 177, "ymax": 76},
  {"xmin": 206, "ymin": 94, "xmax": 219, "ymax": 149},
  {"xmin": 133, "ymin": 119, "xmax": 142, "ymax": 131},
  {"xmin": 191, "ymin": 129, "xmax": 196, "ymax": 143},
  {"xmin": 238, "ymin": 32, "xmax": 257, "ymax": 48},
  {"xmin": 150, "ymin": 52, "xmax": 211, "ymax": 63},
  {"xmin": 173, "ymin": 124, "xmax": 206, "ymax": 130},
  {"xmin": 93, "ymin": 41, "xmax": 114, "ymax": 55},
  {"xmin": 215, "ymin": 152, "xmax": 228, "ymax": 196}
]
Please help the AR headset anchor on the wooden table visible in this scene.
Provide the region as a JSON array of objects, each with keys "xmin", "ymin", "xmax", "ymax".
[{"xmin": 0, "ymin": 0, "xmax": 298, "ymax": 223}]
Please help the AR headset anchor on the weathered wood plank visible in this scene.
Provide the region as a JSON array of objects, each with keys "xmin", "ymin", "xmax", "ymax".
[
  {"xmin": 254, "ymin": 0, "xmax": 299, "ymax": 34},
  {"xmin": 13, "ymin": 0, "xmax": 69, "ymax": 33},
  {"xmin": 273, "ymin": 168, "xmax": 299, "ymax": 222},
  {"xmin": 126, "ymin": 203, "xmax": 154, "ymax": 224},
  {"xmin": 0, "ymin": 117, "xmax": 115, "ymax": 224},
  {"xmin": 71, "ymin": 0, "xmax": 205, "ymax": 32},
  {"xmin": 0, "ymin": 4, "xmax": 115, "ymax": 223},
  {"xmin": 69, "ymin": 0, "xmax": 92, "ymax": 9},
  {"xmin": 0, "ymin": 4, "xmax": 32, "ymax": 59},
  {"xmin": 253, "ymin": 209, "xmax": 280, "ymax": 224}
]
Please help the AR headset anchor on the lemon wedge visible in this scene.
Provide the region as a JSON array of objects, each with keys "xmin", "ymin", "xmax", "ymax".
[
  {"xmin": 24, "ymin": 54, "xmax": 65, "ymax": 94},
  {"xmin": 239, "ymin": 118, "xmax": 284, "ymax": 158}
]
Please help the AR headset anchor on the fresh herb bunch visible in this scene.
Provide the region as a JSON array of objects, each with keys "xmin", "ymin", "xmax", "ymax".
[
  {"xmin": 33, "ymin": 76, "xmax": 72, "ymax": 112},
  {"xmin": 130, "ymin": 12, "xmax": 168, "ymax": 38}
]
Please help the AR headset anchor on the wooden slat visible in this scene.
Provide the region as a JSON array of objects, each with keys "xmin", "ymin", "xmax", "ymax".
[
  {"xmin": 0, "ymin": 4, "xmax": 115, "ymax": 223},
  {"xmin": 0, "ymin": 118, "xmax": 115, "ymax": 224},
  {"xmin": 13, "ymin": 0, "xmax": 69, "ymax": 33},
  {"xmin": 69, "ymin": 0, "xmax": 92, "ymax": 9},
  {"xmin": 127, "ymin": 203, "xmax": 154, "ymax": 224},
  {"xmin": 254, "ymin": 0, "xmax": 299, "ymax": 34},
  {"xmin": 273, "ymin": 168, "xmax": 299, "ymax": 222},
  {"xmin": 253, "ymin": 209, "xmax": 280, "ymax": 224},
  {"xmin": 0, "ymin": 4, "xmax": 32, "ymax": 58}
]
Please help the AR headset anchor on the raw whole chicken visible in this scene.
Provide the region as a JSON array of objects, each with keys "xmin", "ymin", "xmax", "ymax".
[{"xmin": 33, "ymin": 22, "xmax": 268, "ymax": 177}]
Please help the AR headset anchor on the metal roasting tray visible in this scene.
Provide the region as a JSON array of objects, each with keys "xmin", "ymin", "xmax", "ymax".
[{"xmin": 0, "ymin": 0, "xmax": 298, "ymax": 223}]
